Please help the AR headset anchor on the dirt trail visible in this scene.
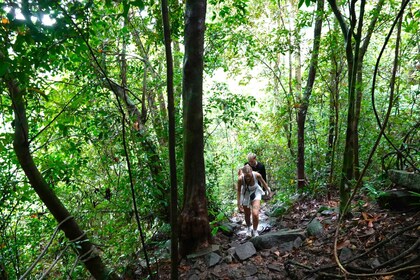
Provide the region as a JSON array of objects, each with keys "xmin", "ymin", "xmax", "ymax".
[{"xmin": 145, "ymin": 195, "xmax": 420, "ymax": 279}]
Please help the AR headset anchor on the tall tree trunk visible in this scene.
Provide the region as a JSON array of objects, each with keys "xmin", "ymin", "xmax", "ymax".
[
  {"xmin": 328, "ymin": 0, "xmax": 361, "ymax": 214},
  {"xmin": 105, "ymin": 80, "xmax": 169, "ymax": 221},
  {"xmin": 179, "ymin": 0, "xmax": 211, "ymax": 257},
  {"xmin": 8, "ymin": 80, "xmax": 118, "ymax": 280},
  {"xmin": 296, "ymin": 0, "xmax": 324, "ymax": 189},
  {"xmin": 160, "ymin": 0, "xmax": 179, "ymax": 278},
  {"xmin": 353, "ymin": 0, "xmax": 385, "ymax": 180},
  {"xmin": 326, "ymin": 44, "xmax": 341, "ymax": 196},
  {"xmin": 328, "ymin": 0, "xmax": 384, "ymax": 214}
]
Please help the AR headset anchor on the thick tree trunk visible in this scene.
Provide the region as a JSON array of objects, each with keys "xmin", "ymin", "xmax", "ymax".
[
  {"xmin": 296, "ymin": 0, "xmax": 324, "ymax": 189},
  {"xmin": 8, "ymin": 80, "xmax": 118, "ymax": 280},
  {"xmin": 179, "ymin": 0, "xmax": 211, "ymax": 257}
]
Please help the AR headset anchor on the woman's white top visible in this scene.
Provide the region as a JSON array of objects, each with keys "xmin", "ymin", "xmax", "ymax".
[{"xmin": 240, "ymin": 171, "xmax": 264, "ymax": 207}]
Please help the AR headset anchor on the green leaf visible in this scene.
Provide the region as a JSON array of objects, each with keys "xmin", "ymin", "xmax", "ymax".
[
  {"xmin": 0, "ymin": 62, "xmax": 8, "ymax": 77},
  {"xmin": 131, "ymin": 0, "xmax": 145, "ymax": 10}
]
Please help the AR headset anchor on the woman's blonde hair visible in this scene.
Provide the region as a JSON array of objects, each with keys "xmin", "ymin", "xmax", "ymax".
[{"xmin": 242, "ymin": 165, "xmax": 253, "ymax": 174}]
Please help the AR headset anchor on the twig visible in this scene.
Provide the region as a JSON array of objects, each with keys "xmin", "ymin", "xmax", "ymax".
[
  {"xmin": 19, "ymin": 216, "xmax": 73, "ymax": 280},
  {"xmin": 38, "ymin": 245, "xmax": 69, "ymax": 280},
  {"xmin": 375, "ymin": 237, "xmax": 420, "ymax": 269},
  {"xmin": 285, "ymin": 260, "xmax": 313, "ymax": 270},
  {"xmin": 307, "ymin": 222, "xmax": 420, "ymax": 274}
]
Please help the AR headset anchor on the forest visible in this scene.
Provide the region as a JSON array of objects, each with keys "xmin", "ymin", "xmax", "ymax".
[{"xmin": 0, "ymin": 0, "xmax": 419, "ymax": 279}]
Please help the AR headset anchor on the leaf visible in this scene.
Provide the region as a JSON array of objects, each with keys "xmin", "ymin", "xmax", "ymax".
[
  {"xmin": 131, "ymin": 0, "xmax": 145, "ymax": 10},
  {"xmin": 298, "ymin": 0, "xmax": 305, "ymax": 8},
  {"xmin": 0, "ymin": 62, "xmax": 8, "ymax": 77},
  {"xmin": 337, "ymin": 239, "xmax": 350, "ymax": 249}
]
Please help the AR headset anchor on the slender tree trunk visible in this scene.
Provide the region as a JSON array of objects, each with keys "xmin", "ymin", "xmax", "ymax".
[
  {"xmin": 160, "ymin": 0, "xmax": 179, "ymax": 278},
  {"xmin": 104, "ymin": 80, "xmax": 170, "ymax": 221},
  {"xmin": 8, "ymin": 80, "xmax": 118, "ymax": 280},
  {"xmin": 354, "ymin": 64, "xmax": 363, "ymax": 180},
  {"xmin": 296, "ymin": 0, "xmax": 324, "ymax": 189},
  {"xmin": 328, "ymin": 0, "xmax": 361, "ymax": 214},
  {"xmin": 179, "ymin": 0, "xmax": 211, "ymax": 257},
  {"xmin": 328, "ymin": 0, "xmax": 384, "ymax": 214},
  {"xmin": 353, "ymin": 0, "xmax": 385, "ymax": 180},
  {"xmin": 326, "ymin": 49, "xmax": 341, "ymax": 197}
]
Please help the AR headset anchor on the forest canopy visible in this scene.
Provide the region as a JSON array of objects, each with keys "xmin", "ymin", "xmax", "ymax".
[{"xmin": 1, "ymin": 0, "xmax": 419, "ymax": 279}]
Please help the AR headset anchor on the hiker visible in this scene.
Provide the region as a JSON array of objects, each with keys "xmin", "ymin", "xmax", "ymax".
[
  {"xmin": 237, "ymin": 165, "xmax": 271, "ymax": 237},
  {"xmin": 245, "ymin": 152, "xmax": 267, "ymax": 184}
]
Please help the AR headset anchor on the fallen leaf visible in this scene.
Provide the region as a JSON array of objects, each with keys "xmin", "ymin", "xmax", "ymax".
[{"xmin": 337, "ymin": 240, "xmax": 350, "ymax": 249}]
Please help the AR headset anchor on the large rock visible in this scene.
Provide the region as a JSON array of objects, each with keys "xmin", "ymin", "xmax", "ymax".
[
  {"xmin": 235, "ymin": 242, "xmax": 256, "ymax": 261},
  {"xmin": 377, "ymin": 189, "xmax": 420, "ymax": 211},
  {"xmin": 388, "ymin": 170, "xmax": 420, "ymax": 191},
  {"xmin": 250, "ymin": 229, "xmax": 306, "ymax": 250},
  {"xmin": 306, "ymin": 218, "xmax": 324, "ymax": 237}
]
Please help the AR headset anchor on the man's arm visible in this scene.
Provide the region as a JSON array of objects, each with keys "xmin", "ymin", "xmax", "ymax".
[{"xmin": 260, "ymin": 163, "xmax": 267, "ymax": 183}]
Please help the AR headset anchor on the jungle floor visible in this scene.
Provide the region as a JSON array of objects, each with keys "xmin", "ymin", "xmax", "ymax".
[{"xmin": 134, "ymin": 191, "xmax": 420, "ymax": 280}]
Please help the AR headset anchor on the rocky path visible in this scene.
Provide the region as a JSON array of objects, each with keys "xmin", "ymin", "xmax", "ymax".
[{"xmin": 145, "ymin": 194, "xmax": 419, "ymax": 280}]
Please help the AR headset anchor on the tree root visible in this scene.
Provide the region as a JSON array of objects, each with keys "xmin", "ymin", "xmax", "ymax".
[{"xmin": 286, "ymin": 222, "xmax": 420, "ymax": 278}]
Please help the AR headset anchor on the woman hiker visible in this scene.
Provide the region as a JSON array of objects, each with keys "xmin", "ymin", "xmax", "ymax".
[{"xmin": 237, "ymin": 165, "xmax": 272, "ymax": 237}]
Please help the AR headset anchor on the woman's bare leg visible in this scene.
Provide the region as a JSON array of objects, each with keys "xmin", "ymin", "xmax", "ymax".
[
  {"xmin": 251, "ymin": 200, "xmax": 261, "ymax": 231},
  {"xmin": 243, "ymin": 206, "xmax": 251, "ymax": 228}
]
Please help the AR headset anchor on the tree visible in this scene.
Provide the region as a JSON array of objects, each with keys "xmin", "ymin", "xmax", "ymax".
[
  {"xmin": 327, "ymin": 0, "xmax": 384, "ymax": 214},
  {"xmin": 178, "ymin": 0, "xmax": 212, "ymax": 257},
  {"xmin": 296, "ymin": 0, "xmax": 324, "ymax": 189},
  {"xmin": 7, "ymin": 79, "xmax": 118, "ymax": 279},
  {"xmin": 160, "ymin": 0, "xmax": 179, "ymax": 277}
]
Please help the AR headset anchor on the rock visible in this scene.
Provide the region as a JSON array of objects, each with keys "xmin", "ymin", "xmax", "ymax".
[
  {"xmin": 222, "ymin": 255, "xmax": 233, "ymax": 264},
  {"xmin": 388, "ymin": 169, "xmax": 420, "ymax": 191},
  {"xmin": 227, "ymin": 247, "xmax": 236, "ymax": 256},
  {"xmin": 377, "ymin": 189, "xmax": 420, "ymax": 211},
  {"xmin": 370, "ymin": 258, "xmax": 381, "ymax": 268},
  {"xmin": 187, "ymin": 272, "xmax": 200, "ymax": 280},
  {"xmin": 187, "ymin": 244, "xmax": 220, "ymax": 259},
  {"xmin": 293, "ymin": 236, "xmax": 303, "ymax": 248},
  {"xmin": 267, "ymin": 264, "xmax": 282, "ymax": 272},
  {"xmin": 206, "ymin": 252, "xmax": 221, "ymax": 267},
  {"xmin": 278, "ymin": 241, "xmax": 294, "ymax": 253},
  {"xmin": 306, "ymin": 218, "xmax": 324, "ymax": 237},
  {"xmin": 250, "ymin": 229, "xmax": 306, "ymax": 250},
  {"xmin": 339, "ymin": 247, "xmax": 353, "ymax": 262},
  {"xmin": 235, "ymin": 242, "xmax": 257, "ymax": 260},
  {"xmin": 229, "ymin": 241, "xmax": 241, "ymax": 248},
  {"xmin": 244, "ymin": 264, "xmax": 258, "ymax": 276}
]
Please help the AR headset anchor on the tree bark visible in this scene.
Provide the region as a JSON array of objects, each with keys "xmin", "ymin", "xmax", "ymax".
[
  {"xmin": 296, "ymin": 0, "xmax": 324, "ymax": 189},
  {"xmin": 8, "ymin": 80, "xmax": 118, "ymax": 280},
  {"xmin": 328, "ymin": 0, "xmax": 385, "ymax": 214},
  {"xmin": 353, "ymin": 0, "xmax": 385, "ymax": 180},
  {"xmin": 160, "ymin": 0, "xmax": 179, "ymax": 277},
  {"xmin": 328, "ymin": 0, "xmax": 361, "ymax": 214},
  {"xmin": 179, "ymin": 0, "xmax": 211, "ymax": 257}
]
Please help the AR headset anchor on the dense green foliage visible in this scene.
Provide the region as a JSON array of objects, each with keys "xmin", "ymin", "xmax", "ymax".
[{"xmin": 1, "ymin": 0, "xmax": 419, "ymax": 278}]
